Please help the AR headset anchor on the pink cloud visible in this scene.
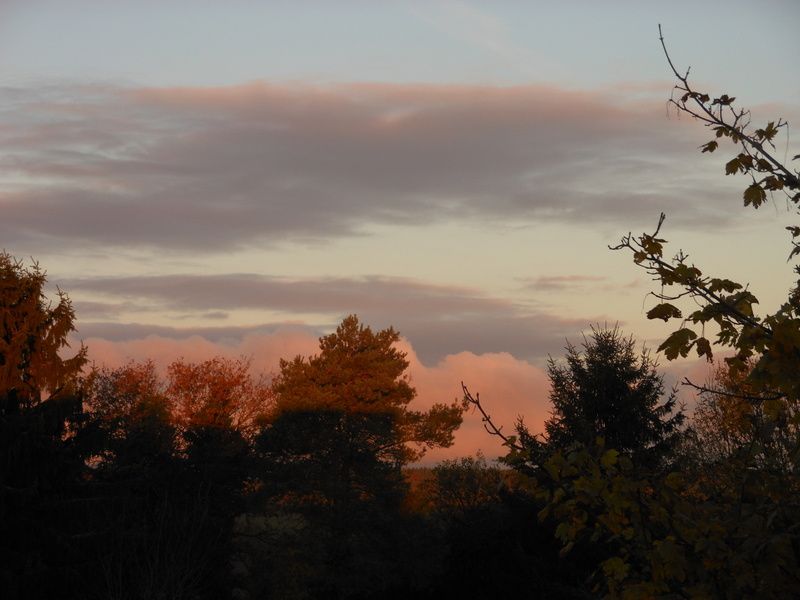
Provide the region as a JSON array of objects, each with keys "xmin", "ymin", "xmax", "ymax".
[
  {"xmin": 83, "ymin": 330, "xmax": 551, "ymax": 464},
  {"xmin": 83, "ymin": 329, "xmax": 320, "ymax": 377},
  {"xmin": 398, "ymin": 340, "xmax": 550, "ymax": 463}
]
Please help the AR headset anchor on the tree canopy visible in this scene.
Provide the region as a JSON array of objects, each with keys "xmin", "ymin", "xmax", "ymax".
[
  {"xmin": 246, "ymin": 316, "xmax": 464, "ymax": 598},
  {"xmin": 269, "ymin": 314, "xmax": 462, "ymax": 464}
]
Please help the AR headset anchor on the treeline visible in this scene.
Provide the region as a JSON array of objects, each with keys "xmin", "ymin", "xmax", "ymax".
[
  {"xmin": 0, "ymin": 257, "xmax": 567, "ymax": 599},
  {"xmin": 0, "ymin": 259, "xmax": 596, "ymax": 599},
  {"xmin": 1, "ymin": 252, "xmax": 798, "ymax": 598}
]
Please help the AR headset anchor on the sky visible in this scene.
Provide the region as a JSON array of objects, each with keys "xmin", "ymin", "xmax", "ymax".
[{"xmin": 2, "ymin": 0, "xmax": 799, "ymax": 461}]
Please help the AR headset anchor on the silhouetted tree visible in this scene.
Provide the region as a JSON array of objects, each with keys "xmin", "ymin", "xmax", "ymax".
[
  {"xmin": 262, "ymin": 315, "xmax": 462, "ymax": 500},
  {"xmin": 424, "ymin": 454, "xmax": 504, "ymax": 515},
  {"xmin": 0, "ymin": 252, "xmax": 87, "ymax": 599},
  {"xmin": 413, "ymin": 456, "xmax": 594, "ymax": 600},
  {"xmin": 79, "ymin": 356, "xmax": 272, "ymax": 599},
  {"xmin": 248, "ymin": 315, "xmax": 463, "ymax": 598},
  {"xmin": 542, "ymin": 326, "xmax": 684, "ymax": 467}
]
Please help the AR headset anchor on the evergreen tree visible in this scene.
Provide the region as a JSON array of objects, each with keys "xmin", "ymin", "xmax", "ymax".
[{"xmin": 543, "ymin": 326, "xmax": 684, "ymax": 466}]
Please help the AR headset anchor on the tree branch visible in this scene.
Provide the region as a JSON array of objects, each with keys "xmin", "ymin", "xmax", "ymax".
[
  {"xmin": 659, "ymin": 24, "xmax": 800, "ymax": 191},
  {"xmin": 461, "ymin": 382, "xmax": 523, "ymax": 451},
  {"xmin": 681, "ymin": 377, "xmax": 785, "ymax": 403}
]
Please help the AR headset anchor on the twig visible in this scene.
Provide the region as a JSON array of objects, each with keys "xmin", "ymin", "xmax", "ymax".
[
  {"xmin": 461, "ymin": 382, "xmax": 523, "ymax": 451},
  {"xmin": 681, "ymin": 377, "xmax": 784, "ymax": 403}
]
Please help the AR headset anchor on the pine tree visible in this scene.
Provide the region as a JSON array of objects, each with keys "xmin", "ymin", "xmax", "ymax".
[{"xmin": 544, "ymin": 326, "xmax": 684, "ymax": 466}]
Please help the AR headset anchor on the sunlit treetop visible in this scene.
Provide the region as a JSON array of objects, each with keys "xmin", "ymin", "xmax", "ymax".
[
  {"xmin": 0, "ymin": 251, "xmax": 86, "ymax": 407},
  {"xmin": 272, "ymin": 315, "xmax": 415, "ymax": 416},
  {"xmin": 270, "ymin": 315, "xmax": 462, "ymax": 461},
  {"xmin": 167, "ymin": 356, "xmax": 273, "ymax": 435}
]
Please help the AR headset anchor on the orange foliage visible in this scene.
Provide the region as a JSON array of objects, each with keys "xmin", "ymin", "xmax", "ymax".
[
  {"xmin": 272, "ymin": 320, "xmax": 414, "ymax": 416},
  {"xmin": 167, "ymin": 356, "xmax": 273, "ymax": 435},
  {"xmin": 269, "ymin": 315, "xmax": 462, "ymax": 462},
  {"xmin": 86, "ymin": 356, "xmax": 274, "ymax": 438},
  {"xmin": 0, "ymin": 252, "xmax": 86, "ymax": 405},
  {"xmin": 692, "ymin": 361, "xmax": 799, "ymax": 467},
  {"xmin": 84, "ymin": 360, "xmax": 167, "ymax": 423}
]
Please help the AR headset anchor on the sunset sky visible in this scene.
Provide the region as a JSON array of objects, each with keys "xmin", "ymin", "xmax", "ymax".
[{"xmin": 2, "ymin": 0, "xmax": 798, "ymax": 461}]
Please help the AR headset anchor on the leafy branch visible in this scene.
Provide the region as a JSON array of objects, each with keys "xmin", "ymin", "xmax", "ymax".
[
  {"xmin": 610, "ymin": 212, "xmax": 770, "ymax": 366},
  {"xmin": 611, "ymin": 28, "xmax": 800, "ymax": 405},
  {"xmin": 659, "ymin": 24, "xmax": 799, "ymax": 221}
]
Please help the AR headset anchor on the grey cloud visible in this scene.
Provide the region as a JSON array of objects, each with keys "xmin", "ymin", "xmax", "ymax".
[
  {"xmin": 75, "ymin": 321, "xmax": 321, "ymax": 345},
  {"xmin": 75, "ymin": 315, "xmax": 587, "ymax": 366},
  {"xmin": 64, "ymin": 273, "xmax": 603, "ymax": 364},
  {"xmin": 521, "ymin": 274, "xmax": 607, "ymax": 292},
  {"xmin": 195, "ymin": 311, "xmax": 229, "ymax": 320},
  {"xmin": 72, "ymin": 300, "xmax": 147, "ymax": 319},
  {"xmin": 61, "ymin": 273, "xmax": 514, "ymax": 317},
  {"xmin": 373, "ymin": 313, "xmax": 591, "ymax": 365},
  {"xmin": 520, "ymin": 274, "xmax": 645, "ymax": 295},
  {"xmin": 0, "ymin": 82, "xmax": 746, "ymax": 252}
]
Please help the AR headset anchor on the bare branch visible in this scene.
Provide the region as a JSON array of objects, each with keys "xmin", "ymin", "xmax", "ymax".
[
  {"xmin": 681, "ymin": 377, "xmax": 785, "ymax": 403},
  {"xmin": 461, "ymin": 382, "xmax": 523, "ymax": 451}
]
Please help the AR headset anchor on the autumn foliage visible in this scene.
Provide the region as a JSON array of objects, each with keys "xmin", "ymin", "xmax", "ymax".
[
  {"xmin": 0, "ymin": 252, "xmax": 86, "ymax": 405},
  {"xmin": 270, "ymin": 315, "xmax": 462, "ymax": 463},
  {"xmin": 168, "ymin": 356, "xmax": 273, "ymax": 434}
]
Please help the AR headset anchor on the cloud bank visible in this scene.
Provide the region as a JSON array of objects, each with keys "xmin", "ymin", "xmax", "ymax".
[
  {"xmin": 65, "ymin": 273, "xmax": 597, "ymax": 364},
  {"xmin": 2, "ymin": 81, "xmax": 737, "ymax": 253}
]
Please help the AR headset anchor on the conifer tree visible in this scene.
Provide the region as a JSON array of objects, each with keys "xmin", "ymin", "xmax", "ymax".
[{"xmin": 544, "ymin": 326, "xmax": 684, "ymax": 466}]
